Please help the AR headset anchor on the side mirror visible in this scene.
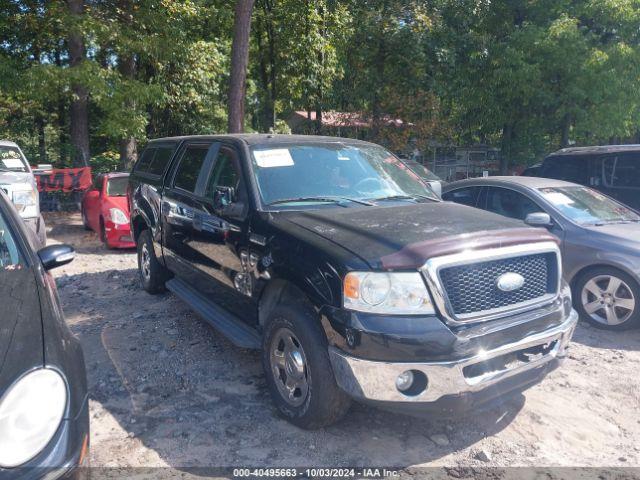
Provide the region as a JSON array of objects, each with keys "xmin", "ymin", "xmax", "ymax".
[
  {"xmin": 214, "ymin": 186, "xmax": 235, "ymax": 210},
  {"xmin": 525, "ymin": 212, "xmax": 553, "ymax": 228},
  {"xmin": 38, "ymin": 244, "xmax": 75, "ymax": 271}
]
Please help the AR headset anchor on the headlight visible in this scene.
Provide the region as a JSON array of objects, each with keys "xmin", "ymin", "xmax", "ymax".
[
  {"xmin": 109, "ymin": 208, "xmax": 129, "ymax": 225},
  {"xmin": 0, "ymin": 368, "xmax": 67, "ymax": 468},
  {"xmin": 343, "ymin": 272, "xmax": 435, "ymax": 315},
  {"xmin": 12, "ymin": 189, "xmax": 38, "ymax": 218}
]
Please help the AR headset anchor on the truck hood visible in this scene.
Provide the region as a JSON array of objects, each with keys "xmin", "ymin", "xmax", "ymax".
[
  {"xmin": 0, "ymin": 170, "xmax": 34, "ymax": 187},
  {"xmin": 280, "ymin": 202, "xmax": 556, "ymax": 269}
]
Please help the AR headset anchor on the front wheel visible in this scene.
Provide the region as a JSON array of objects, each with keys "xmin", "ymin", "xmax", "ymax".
[
  {"xmin": 574, "ymin": 267, "xmax": 640, "ymax": 330},
  {"xmin": 137, "ymin": 229, "xmax": 168, "ymax": 294},
  {"xmin": 262, "ymin": 302, "xmax": 351, "ymax": 429}
]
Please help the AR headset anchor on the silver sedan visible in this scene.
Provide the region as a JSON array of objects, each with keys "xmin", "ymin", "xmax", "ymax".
[{"xmin": 443, "ymin": 176, "xmax": 640, "ymax": 330}]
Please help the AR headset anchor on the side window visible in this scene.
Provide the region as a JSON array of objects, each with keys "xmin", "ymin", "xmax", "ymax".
[
  {"xmin": 147, "ymin": 146, "xmax": 175, "ymax": 176},
  {"xmin": 442, "ymin": 186, "xmax": 481, "ymax": 207},
  {"xmin": 205, "ymin": 147, "xmax": 241, "ymax": 198},
  {"xmin": 544, "ymin": 157, "xmax": 588, "ymax": 184},
  {"xmin": 135, "ymin": 148, "xmax": 156, "ymax": 173},
  {"xmin": 485, "ymin": 187, "xmax": 543, "ymax": 221},
  {"xmin": 0, "ymin": 211, "xmax": 23, "ymax": 269},
  {"xmin": 604, "ymin": 154, "xmax": 640, "ymax": 189},
  {"xmin": 173, "ymin": 144, "xmax": 210, "ymax": 193}
]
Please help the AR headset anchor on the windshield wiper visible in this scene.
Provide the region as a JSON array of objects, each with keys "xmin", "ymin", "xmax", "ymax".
[
  {"xmin": 268, "ymin": 196, "xmax": 375, "ymax": 207},
  {"xmin": 372, "ymin": 194, "xmax": 435, "ymax": 202}
]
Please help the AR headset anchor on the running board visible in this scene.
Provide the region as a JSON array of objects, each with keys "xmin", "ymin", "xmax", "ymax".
[{"xmin": 166, "ymin": 278, "xmax": 261, "ymax": 349}]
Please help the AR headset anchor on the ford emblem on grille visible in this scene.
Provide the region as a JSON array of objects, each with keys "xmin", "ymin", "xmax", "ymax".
[{"xmin": 496, "ymin": 272, "xmax": 525, "ymax": 292}]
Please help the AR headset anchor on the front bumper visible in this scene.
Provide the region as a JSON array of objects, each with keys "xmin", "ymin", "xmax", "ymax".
[
  {"xmin": 103, "ymin": 220, "xmax": 135, "ymax": 248},
  {"xmin": 329, "ymin": 309, "xmax": 577, "ymax": 406}
]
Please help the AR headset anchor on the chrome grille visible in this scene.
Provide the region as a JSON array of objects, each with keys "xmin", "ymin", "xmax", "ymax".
[
  {"xmin": 421, "ymin": 242, "xmax": 561, "ymax": 324},
  {"xmin": 439, "ymin": 253, "xmax": 555, "ymax": 316}
]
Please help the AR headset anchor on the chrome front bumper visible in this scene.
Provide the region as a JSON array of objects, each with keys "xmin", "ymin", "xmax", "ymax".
[{"xmin": 328, "ymin": 309, "xmax": 578, "ymax": 403}]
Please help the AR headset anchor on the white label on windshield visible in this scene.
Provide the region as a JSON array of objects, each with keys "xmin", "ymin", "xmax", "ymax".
[
  {"xmin": 254, "ymin": 149, "xmax": 294, "ymax": 168},
  {"xmin": 2, "ymin": 158, "xmax": 24, "ymax": 169},
  {"xmin": 544, "ymin": 192, "xmax": 574, "ymax": 205}
]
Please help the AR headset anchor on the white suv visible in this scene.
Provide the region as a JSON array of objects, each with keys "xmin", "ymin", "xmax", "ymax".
[{"xmin": 0, "ymin": 140, "xmax": 46, "ymax": 246}]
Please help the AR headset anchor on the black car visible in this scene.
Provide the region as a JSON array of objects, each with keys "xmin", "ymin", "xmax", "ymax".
[
  {"xmin": 128, "ymin": 134, "xmax": 576, "ymax": 429},
  {"xmin": 537, "ymin": 145, "xmax": 640, "ymax": 210},
  {"xmin": 0, "ymin": 191, "xmax": 88, "ymax": 477}
]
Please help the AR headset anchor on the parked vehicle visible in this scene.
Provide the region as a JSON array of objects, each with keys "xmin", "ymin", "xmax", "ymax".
[
  {"xmin": 129, "ymin": 134, "xmax": 577, "ymax": 429},
  {"xmin": 521, "ymin": 163, "xmax": 542, "ymax": 177},
  {"xmin": 401, "ymin": 158, "xmax": 445, "ymax": 197},
  {"xmin": 534, "ymin": 145, "xmax": 640, "ymax": 211},
  {"xmin": 0, "ymin": 140, "xmax": 46, "ymax": 246},
  {"xmin": 443, "ymin": 176, "xmax": 640, "ymax": 330},
  {"xmin": 0, "ymin": 190, "xmax": 88, "ymax": 476},
  {"xmin": 81, "ymin": 172, "xmax": 135, "ymax": 249}
]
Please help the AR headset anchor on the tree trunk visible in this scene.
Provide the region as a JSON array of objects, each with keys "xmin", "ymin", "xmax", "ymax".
[
  {"xmin": 228, "ymin": 0, "xmax": 255, "ymax": 133},
  {"xmin": 500, "ymin": 123, "xmax": 513, "ymax": 174},
  {"xmin": 68, "ymin": 0, "xmax": 90, "ymax": 167},
  {"xmin": 118, "ymin": 53, "xmax": 138, "ymax": 170},
  {"xmin": 560, "ymin": 113, "xmax": 571, "ymax": 148},
  {"xmin": 36, "ymin": 115, "xmax": 46, "ymax": 164}
]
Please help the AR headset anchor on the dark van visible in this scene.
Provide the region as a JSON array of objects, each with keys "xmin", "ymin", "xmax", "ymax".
[{"xmin": 539, "ymin": 145, "xmax": 640, "ymax": 210}]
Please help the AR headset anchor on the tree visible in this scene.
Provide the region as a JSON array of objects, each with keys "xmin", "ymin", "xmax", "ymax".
[
  {"xmin": 67, "ymin": 0, "xmax": 90, "ymax": 167},
  {"xmin": 228, "ymin": 0, "xmax": 255, "ymax": 133}
]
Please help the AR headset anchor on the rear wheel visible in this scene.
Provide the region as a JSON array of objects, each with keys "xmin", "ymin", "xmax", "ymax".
[
  {"xmin": 574, "ymin": 267, "xmax": 640, "ymax": 330},
  {"xmin": 137, "ymin": 229, "xmax": 168, "ymax": 294},
  {"xmin": 262, "ymin": 301, "xmax": 351, "ymax": 429}
]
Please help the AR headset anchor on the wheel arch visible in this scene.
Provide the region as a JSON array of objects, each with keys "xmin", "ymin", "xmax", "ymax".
[
  {"xmin": 569, "ymin": 263, "xmax": 639, "ymax": 289},
  {"xmin": 258, "ymin": 278, "xmax": 318, "ymax": 329}
]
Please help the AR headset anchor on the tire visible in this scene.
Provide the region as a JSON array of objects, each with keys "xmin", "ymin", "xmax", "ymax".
[
  {"xmin": 573, "ymin": 267, "xmax": 640, "ymax": 330},
  {"xmin": 99, "ymin": 218, "xmax": 113, "ymax": 250},
  {"xmin": 137, "ymin": 229, "xmax": 168, "ymax": 294},
  {"xmin": 81, "ymin": 208, "xmax": 91, "ymax": 231},
  {"xmin": 262, "ymin": 301, "xmax": 351, "ymax": 429}
]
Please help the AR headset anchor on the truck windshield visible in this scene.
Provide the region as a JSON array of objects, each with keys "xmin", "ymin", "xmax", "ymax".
[
  {"xmin": 539, "ymin": 186, "xmax": 640, "ymax": 225},
  {"xmin": 249, "ymin": 143, "xmax": 438, "ymax": 207},
  {"xmin": 0, "ymin": 146, "xmax": 28, "ymax": 173}
]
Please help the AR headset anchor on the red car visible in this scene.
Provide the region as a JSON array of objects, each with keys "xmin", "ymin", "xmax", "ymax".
[{"xmin": 81, "ymin": 172, "xmax": 135, "ymax": 249}]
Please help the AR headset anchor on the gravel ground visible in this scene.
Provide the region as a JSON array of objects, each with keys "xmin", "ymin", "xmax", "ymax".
[{"xmin": 45, "ymin": 212, "xmax": 640, "ymax": 473}]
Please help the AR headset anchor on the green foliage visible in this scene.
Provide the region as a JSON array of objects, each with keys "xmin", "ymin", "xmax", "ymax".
[{"xmin": 1, "ymin": 0, "xmax": 640, "ymax": 169}]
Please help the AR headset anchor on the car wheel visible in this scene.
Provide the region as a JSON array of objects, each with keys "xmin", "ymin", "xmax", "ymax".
[
  {"xmin": 574, "ymin": 267, "xmax": 640, "ymax": 330},
  {"xmin": 137, "ymin": 229, "xmax": 168, "ymax": 294},
  {"xmin": 262, "ymin": 301, "xmax": 351, "ymax": 429},
  {"xmin": 81, "ymin": 208, "xmax": 91, "ymax": 231},
  {"xmin": 99, "ymin": 218, "xmax": 114, "ymax": 250}
]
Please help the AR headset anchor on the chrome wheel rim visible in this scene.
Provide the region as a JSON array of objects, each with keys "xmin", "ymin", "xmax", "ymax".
[
  {"xmin": 270, "ymin": 328, "xmax": 309, "ymax": 407},
  {"xmin": 581, "ymin": 274, "xmax": 636, "ymax": 326},
  {"xmin": 140, "ymin": 243, "xmax": 151, "ymax": 281}
]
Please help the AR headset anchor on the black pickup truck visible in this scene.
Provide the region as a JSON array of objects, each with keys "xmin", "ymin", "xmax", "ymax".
[{"xmin": 128, "ymin": 134, "xmax": 577, "ymax": 429}]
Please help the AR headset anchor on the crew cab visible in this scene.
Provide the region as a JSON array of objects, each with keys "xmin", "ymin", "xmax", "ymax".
[{"xmin": 128, "ymin": 134, "xmax": 577, "ymax": 429}]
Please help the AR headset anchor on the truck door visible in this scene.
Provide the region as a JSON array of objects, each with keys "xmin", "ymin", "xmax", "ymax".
[
  {"xmin": 188, "ymin": 142, "xmax": 258, "ymax": 324},
  {"xmin": 160, "ymin": 141, "xmax": 217, "ymax": 283}
]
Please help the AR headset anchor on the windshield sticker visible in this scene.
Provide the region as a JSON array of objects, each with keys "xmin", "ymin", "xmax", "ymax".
[
  {"xmin": 543, "ymin": 191, "xmax": 574, "ymax": 205},
  {"xmin": 1, "ymin": 157, "xmax": 24, "ymax": 169},
  {"xmin": 254, "ymin": 149, "xmax": 294, "ymax": 168}
]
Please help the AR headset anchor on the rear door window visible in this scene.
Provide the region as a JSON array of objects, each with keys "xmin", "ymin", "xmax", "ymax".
[
  {"xmin": 543, "ymin": 157, "xmax": 589, "ymax": 184},
  {"xmin": 173, "ymin": 144, "xmax": 211, "ymax": 194},
  {"xmin": 135, "ymin": 148, "xmax": 156, "ymax": 173},
  {"xmin": 442, "ymin": 186, "xmax": 482, "ymax": 207},
  {"xmin": 147, "ymin": 146, "xmax": 176, "ymax": 176}
]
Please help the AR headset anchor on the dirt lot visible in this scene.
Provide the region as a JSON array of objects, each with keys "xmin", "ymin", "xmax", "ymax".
[{"xmin": 45, "ymin": 212, "xmax": 640, "ymax": 471}]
